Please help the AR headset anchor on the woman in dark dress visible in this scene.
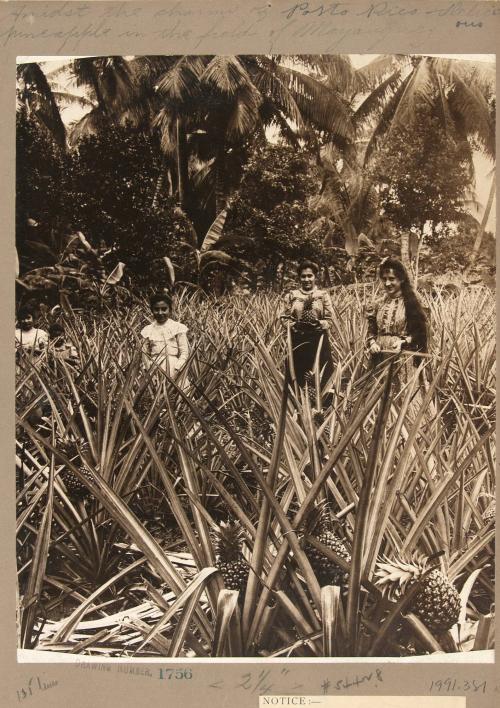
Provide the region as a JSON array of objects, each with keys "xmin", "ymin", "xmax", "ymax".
[
  {"xmin": 366, "ymin": 258, "xmax": 428, "ymax": 368},
  {"xmin": 282, "ymin": 261, "xmax": 335, "ymax": 404}
]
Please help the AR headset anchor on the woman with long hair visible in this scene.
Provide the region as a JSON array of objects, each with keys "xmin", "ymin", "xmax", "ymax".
[{"xmin": 366, "ymin": 257, "xmax": 428, "ymax": 367}]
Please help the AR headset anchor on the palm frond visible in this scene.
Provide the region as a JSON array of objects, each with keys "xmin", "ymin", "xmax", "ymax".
[
  {"xmin": 355, "ymin": 54, "xmax": 403, "ymax": 87},
  {"xmin": 152, "ymin": 107, "xmax": 176, "ymax": 155},
  {"xmin": 99, "ymin": 57, "xmax": 138, "ymax": 114},
  {"xmin": 250, "ymin": 57, "xmax": 306, "ymax": 133},
  {"xmin": 353, "ymin": 69, "xmax": 403, "ymax": 126},
  {"xmin": 156, "ymin": 56, "xmax": 208, "ymax": 102},
  {"xmin": 298, "ymin": 54, "xmax": 361, "ymax": 94},
  {"xmin": 225, "ymin": 84, "xmax": 262, "ymax": 138},
  {"xmin": 431, "ymin": 57, "xmax": 495, "ymax": 92},
  {"xmin": 362, "ymin": 71, "xmax": 413, "ymax": 165},
  {"xmin": 67, "ymin": 107, "xmax": 105, "ymax": 146},
  {"xmin": 71, "ymin": 58, "xmax": 99, "ymax": 92},
  {"xmin": 390, "ymin": 57, "xmax": 434, "ymax": 130},
  {"xmin": 274, "ymin": 65, "xmax": 354, "ymax": 140},
  {"xmin": 259, "ymin": 102, "xmax": 302, "ymax": 146},
  {"xmin": 202, "ymin": 56, "xmax": 255, "ymax": 96},
  {"xmin": 52, "ymin": 92, "xmax": 95, "ymax": 110},
  {"xmin": 42, "ymin": 62, "xmax": 71, "ymax": 81},
  {"xmin": 448, "ymin": 79, "xmax": 495, "ymax": 160}
]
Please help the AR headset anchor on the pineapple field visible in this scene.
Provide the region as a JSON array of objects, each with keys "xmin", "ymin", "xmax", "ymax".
[{"xmin": 15, "ymin": 284, "xmax": 495, "ymax": 658}]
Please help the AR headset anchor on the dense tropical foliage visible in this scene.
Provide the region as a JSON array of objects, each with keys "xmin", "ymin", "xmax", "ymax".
[{"xmin": 16, "ymin": 53, "xmax": 495, "ymax": 298}]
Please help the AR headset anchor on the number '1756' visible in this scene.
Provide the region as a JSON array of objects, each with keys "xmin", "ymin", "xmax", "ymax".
[{"xmin": 159, "ymin": 668, "xmax": 193, "ymax": 680}]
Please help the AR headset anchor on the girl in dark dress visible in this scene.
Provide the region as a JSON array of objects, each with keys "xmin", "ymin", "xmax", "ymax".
[{"xmin": 282, "ymin": 261, "xmax": 335, "ymax": 405}]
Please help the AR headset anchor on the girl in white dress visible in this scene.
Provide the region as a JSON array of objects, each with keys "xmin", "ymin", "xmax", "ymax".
[
  {"xmin": 15, "ymin": 306, "xmax": 48, "ymax": 357},
  {"xmin": 140, "ymin": 292, "xmax": 190, "ymax": 390}
]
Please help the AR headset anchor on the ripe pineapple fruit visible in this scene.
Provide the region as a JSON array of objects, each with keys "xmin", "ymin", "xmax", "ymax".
[
  {"xmin": 300, "ymin": 295, "xmax": 319, "ymax": 328},
  {"xmin": 62, "ymin": 465, "xmax": 94, "ymax": 500},
  {"xmin": 375, "ymin": 553, "xmax": 461, "ymax": 634},
  {"xmin": 303, "ymin": 370, "xmax": 318, "ymax": 407},
  {"xmin": 304, "ymin": 505, "xmax": 351, "ymax": 587},
  {"xmin": 482, "ymin": 501, "xmax": 496, "ymax": 523},
  {"xmin": 214, "ymin": 520, "xmax": 249, "ymax": 593},
  {"xmin": 248, "ymin": 405, "xmax": 273, "ymax": 447},
  {"xmin": 59, "ymin": 439, "xmax": 93, "ymax": 501},
  {"xmin": 135, "ymin": 392, "xmax": 153, "ymax": 419},
  {"xmin": 312, "ymin": 408, "xmax": 325, "ymax": 425}
]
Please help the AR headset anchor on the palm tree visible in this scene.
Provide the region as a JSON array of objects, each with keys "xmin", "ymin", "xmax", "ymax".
[
  {"xmin": 16, "ymin": 63, "xmax": 67, "ymax": 149},
  {"xmin": 355, "ymin": 55, "xmax": 495, "ymax": 166},
  {"xmin": 353, "ymin": 54, "xmax": 495, "ymax": 268},
  {"xmin": 468, "ymin": 172, "xmax": 496, "ymax": 269},
  {"xmin": 151, "ymin": 55, "xmax": 358, "ymax": 230},
  {"xmin": 67, "ymin": 57, "xmax": 139, "ymax": 145},
  {"xmin": 310, "ymin": 144, "xmax": 380, "ymax": 258}
]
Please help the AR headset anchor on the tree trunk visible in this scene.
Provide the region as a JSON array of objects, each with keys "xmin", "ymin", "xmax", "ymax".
[
  {"xmin": 414, "ymin": 229, "xmax": 425, "ymax": 286},
  {"xmin": 469, "ymin": 173, "xmax": 495, "ymax": 267},
  {"xmin": 400, "ymin": 231, "xmax": 411, "ymax": 271},
  {"xmin": 215, "ymin": 140, "xmax": 227, "ymax": 214},
  {"xmin": 167, "ymin": 168, "xmax": 174, "ymax": 197},
  {"xmin": 151, "ymin": 156, "xmax": 168, "ymax": 212},
  {"xmin": 176, "ymin": 115, "xmax": 188, "ymax": 209}
]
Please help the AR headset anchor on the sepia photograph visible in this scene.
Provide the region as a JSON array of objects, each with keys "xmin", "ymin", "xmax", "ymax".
[{"xmin": 15, "ymin": 53, "xmax": 495, "ymax": 660}]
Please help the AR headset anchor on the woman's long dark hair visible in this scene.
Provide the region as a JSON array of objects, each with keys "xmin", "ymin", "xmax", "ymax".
[{"xmin": 379, "ymin": 258, "xmax": 428, "ymax": 353}]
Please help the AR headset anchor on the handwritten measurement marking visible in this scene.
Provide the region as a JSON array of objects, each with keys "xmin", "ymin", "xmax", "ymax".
[{"xmin": 237, "ymin": 669, "xmax": 274, "ymax": 694}]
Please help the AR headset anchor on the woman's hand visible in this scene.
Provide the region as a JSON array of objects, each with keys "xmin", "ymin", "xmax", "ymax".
[
  {"xmin": 392, "ymin": 337, "xmax": 411, "ymax": 353},
  {"xmin": 368, "ymin": 339, "xmax": 381, "ymax": 355}
]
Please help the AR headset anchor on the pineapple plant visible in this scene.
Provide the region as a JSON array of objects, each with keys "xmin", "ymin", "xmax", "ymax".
[
  {"xmin": 129, "ymin": 482, "xmax": 176, "ymax": 540},
  {"xmin": 375, "ymin": 553, "xmax": 461, "ymax": 634},
  {"xmin": 304, "ymin": 504, "xmax": 351, "ymax": 587},
  {"xmin": 214, "ymin": 520, "xmax": 249, "ymax": 593}
]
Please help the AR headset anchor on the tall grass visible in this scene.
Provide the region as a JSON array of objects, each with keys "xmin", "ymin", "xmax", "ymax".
[{"xmin": 16, "ymin": 285, "xmax": 495, "ymax": 657}]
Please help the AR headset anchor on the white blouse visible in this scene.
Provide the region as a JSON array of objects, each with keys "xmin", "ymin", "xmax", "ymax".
[
  {"xmin": 140, "ymin": 319, "xmax": 189, "ymax": 373},
  {"xmin": 15, "ymin": 327, "xmax": 48, "ymax": 353}
]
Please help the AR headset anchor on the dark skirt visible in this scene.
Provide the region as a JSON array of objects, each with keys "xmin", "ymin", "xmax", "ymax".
[{"xmin": 286, "ymin": 325, "xmax": 334, "ymax": 392}]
